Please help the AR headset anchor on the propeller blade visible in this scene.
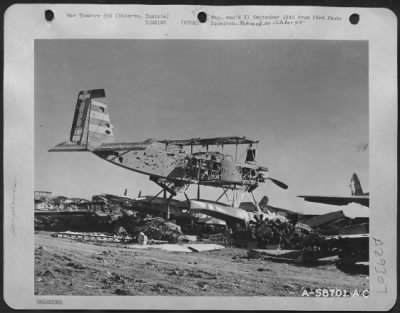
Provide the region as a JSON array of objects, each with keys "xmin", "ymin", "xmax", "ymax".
[{"xmin": 269, "ymin": 178, "xmax": 288, "ymax": 190}]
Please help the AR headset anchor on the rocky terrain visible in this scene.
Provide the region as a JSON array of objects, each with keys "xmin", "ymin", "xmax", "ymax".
[{"xmin": 35, "ymin": 231, "xmax": 368, "ymax": 296}]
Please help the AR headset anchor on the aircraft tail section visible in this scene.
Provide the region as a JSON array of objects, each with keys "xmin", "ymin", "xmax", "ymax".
[
  {"xmin": 70, "ymin": 89, "xmax": 115, "ymax": 149},
  {"xmin": 50, "ymin": 89, "xmax": 115, "ymax": 152},
  {"xmin": 350, "ymin": 173, "xmax": 364, "ymax": 195}
]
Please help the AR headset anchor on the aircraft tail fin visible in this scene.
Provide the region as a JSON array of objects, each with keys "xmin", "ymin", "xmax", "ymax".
[
  {"xmin": 50, "ymin": 89, "xmax": 115, "ymax": 152},
  {"xmin": 350, "ymin": 173, "xmax": 364, "ymax": 195},
  {"xmin": 70, "ymin": 89, "xmax": 115, "ymax": 149}
]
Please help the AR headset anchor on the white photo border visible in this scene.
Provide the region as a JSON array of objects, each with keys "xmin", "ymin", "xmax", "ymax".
[{"xmin": 3, "ymin": 4, "xmax": 397, "ymax": 310}]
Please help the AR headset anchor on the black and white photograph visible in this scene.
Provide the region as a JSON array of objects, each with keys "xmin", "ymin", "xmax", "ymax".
[
  {"xmin": 3, "ymin": 4, "xmax": 397, "ymax": 310},
  {"xmin": 34, "ymin": 39, "xmax": 370, "ymax": 297}
]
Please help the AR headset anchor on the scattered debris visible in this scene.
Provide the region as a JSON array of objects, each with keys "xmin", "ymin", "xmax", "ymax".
[
  {"xmin": 34, "ymin": 230, "xmax": 368, "ymax": 296},
  {"xmin": 52, "ymin": 231, "xmax": 132, "ymax": 243},
  {"xmin": 35, "ymin": 211, "xmax": 116, "ymax": 232},
  {"xmin": 248, "ymin": 249, "xmax": 303, "ymax": 260},
  {"xmin": 113, "ymin": 225, "xmax": 129, "ymax": 237},
  {"xmin": 197, "ymin": 281, "xmax": 209, "ymax": 290},
  {"xmin": 133, "ymin": 217, "xmax": 184, "ymax": 243},
  {"xmin": 35, "ymin": 186, "xmax": 368, "ymax": 268},
  {"xmin": 155, "ymin": 245, "xmax": 192, "ymax": 253},
  {"xmin": 187, "ymin": 244, "xmax": 225, "ymax": 253},
  {"xmin": 300, "ymin": 210, "xmax": 346, "ymax": 229},
  {"xmin": 138, "ymin": 232, "xmax": 148, "ymax": 245},
  {"xmin": 181, "ymin": 235, "xmax": 197, "ymax": 242},
  {"xmin": 84, "ymin": 284, "xmax": 95, "ymax": 288},
  {"xmin": 124, "ymin": 243, "xmax": 225, "ymax": 253},
  {"xmin": 115, "ymin": 288, "xmax": 132, "ymax": 295}
]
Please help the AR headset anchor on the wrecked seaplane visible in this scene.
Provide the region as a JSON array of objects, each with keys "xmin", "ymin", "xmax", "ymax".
[
  {"xmin": 49, "ymin": 88, "xmax": 288, "ymax": 220},
  {"xmin": 46, "ymin": 89, "xmax": 368, "ymax": 265},
  {"xmin": 296, "ymin": 173, "xmax": 369, "ymax": 265},
  {"xmin": 189, "ymin": 173, "xmax": 369, "ymax": 265}
]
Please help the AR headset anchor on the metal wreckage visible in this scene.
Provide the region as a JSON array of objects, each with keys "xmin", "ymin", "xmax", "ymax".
[{"xmin": 36, "ymin": 89, "xmax": 369, "ymax": 266}]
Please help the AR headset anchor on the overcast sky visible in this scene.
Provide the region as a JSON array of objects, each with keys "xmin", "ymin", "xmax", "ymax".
[{"xmin": 35, "ymin": 39, "xmax": 368, "ymax": 216}]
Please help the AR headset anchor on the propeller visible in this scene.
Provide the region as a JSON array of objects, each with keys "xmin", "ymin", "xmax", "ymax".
[
  {"xmin": 257, "ymin": 170, "xmax": 288, "ymax": 190},
  {"xmin": 249, "ymin": 213, "xmax": 267, "ymax": 226},
  {"xmin": 268, "ymin": 177, "xmax": 288, "ymax": 190}
]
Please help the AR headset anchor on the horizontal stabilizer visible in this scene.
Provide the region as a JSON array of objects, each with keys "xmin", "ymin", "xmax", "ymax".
[{"xmin": 49, "ymin": 141, "xmax": 88, "ymax": 152}]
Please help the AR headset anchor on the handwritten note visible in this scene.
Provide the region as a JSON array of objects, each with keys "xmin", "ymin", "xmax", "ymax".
[{"xmin": 372, "ymin": 237, "xmax": 387, "ymax": 294}]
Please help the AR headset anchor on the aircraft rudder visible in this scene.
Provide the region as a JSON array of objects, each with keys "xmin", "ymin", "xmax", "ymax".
[{"xmin": 69, "ymin": 89, "xmax": 115, "ymax": 150}]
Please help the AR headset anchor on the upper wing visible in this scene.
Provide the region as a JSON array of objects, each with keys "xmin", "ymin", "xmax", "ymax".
[
  {"xmin": 92, "ymin": 140, "xmax": 154, "ymax": 152},
  {"xmin": 159, "ymin": 136, "xmax": 258, "ymax": 146},
  {"xmin": 52, "ymin": 136, "xmax": 258, "ymax": 152},
  {"xmin": 297, "ymin": 195, "xmax": 369, "ymax": 207}
]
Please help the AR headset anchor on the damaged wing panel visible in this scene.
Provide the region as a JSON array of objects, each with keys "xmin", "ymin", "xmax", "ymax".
[
  {"xmin": 190, "ymin": 200, "xmax": 253, "ymax": 225},
  {"xmin": 297, "ymin": 195, "xmax": 369, "ymax": 207}
]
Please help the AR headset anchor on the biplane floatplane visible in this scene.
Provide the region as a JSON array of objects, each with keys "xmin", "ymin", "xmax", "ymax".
[{"xmin": 50, "ymin": 89, "xmax": 288, "ymax": 220}]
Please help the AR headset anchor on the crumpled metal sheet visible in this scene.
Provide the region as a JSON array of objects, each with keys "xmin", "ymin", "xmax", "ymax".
[
  {"xmin": 133, "ymin": 217, "xmax": 183, "ymax": 243},
  {"xmin": 253, "ymin": 218, "xmax": 326, "ymax": 250}
]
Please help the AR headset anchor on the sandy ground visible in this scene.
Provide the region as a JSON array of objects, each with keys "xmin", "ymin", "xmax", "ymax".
[{"xmin": 35, "ymin": 231, "xmax": 368, "ymax": 296}]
